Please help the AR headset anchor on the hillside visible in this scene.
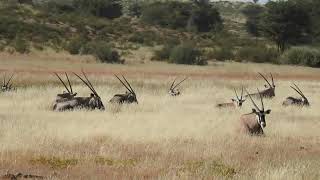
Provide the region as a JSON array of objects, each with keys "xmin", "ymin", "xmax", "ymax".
[{"xmin": 0, "ymin": 0, "xmax": 254, "ymax": 63}]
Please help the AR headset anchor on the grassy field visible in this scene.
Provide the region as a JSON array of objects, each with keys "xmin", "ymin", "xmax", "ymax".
[{"xmin": 0, "ymin": 53, "xmax": 319, "ymax": 179}]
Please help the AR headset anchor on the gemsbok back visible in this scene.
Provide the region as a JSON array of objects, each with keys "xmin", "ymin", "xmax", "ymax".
[
  {"xmin": 168, "ymin": 77, "xmax": 188, "ymax": 96},
  {"xmin": 1, "ymin": 73, "xmax": 16, "ymax": 92},
  {"xmin": 282, "ymin": 83, "xmax": 309, "ymax": 107},
  {"xmin": 246, "ymin": 73, "xmax": 276, "ymax": 99},
  {"xmin": 53, "ymin": 71, "xmax": 105, "ymax": 111},
  {"xmin": 109, "ymin": 75, "xmax": 138, "ymax": 104},
  {"xmin": 239, "ymin": 89, "xmax": 271, "ymax": 136},
  {"xmin": 54, "ymin": 72, "xmax": 77, "ymax": 103},
  {"xmin": 216, "ymin": 87, "xmax": 246, "ymax": 108}
]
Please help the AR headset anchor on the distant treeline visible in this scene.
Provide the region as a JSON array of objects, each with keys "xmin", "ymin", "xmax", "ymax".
[{"xmin": 1, "ymin": 0, "xmax": 320, "ymax": 67}]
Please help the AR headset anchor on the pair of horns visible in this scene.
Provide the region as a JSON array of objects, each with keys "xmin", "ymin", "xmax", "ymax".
[
  {"xmin": 259, "ymin": 72, "xmax": 275, "ymax": 88},
  {"xmin": 290, "ymin": 83, "xmax": 307, "ymax": 100},
  {"xmin": 73, "ymin": 70, "xmax": 100, "ymax": 98},
  {"xmin": 170, "ymin": 77, "xmax": 188, "ymax": 91},
  {"xmin": 246, "ymin": 88, "xmax": 264, "ymax": 111},
  {"xmin": 55, "ymin": 72, "xmax": 73, "ymax": 94},
  {"xmin": 115, "ymin": 75, "xmax": 136, "ymax": 95},
  {"xmin": 3, "ymin": 73, "xmax": 15, "ymax": 88},
  {"xmin": 234, "ymin": 87, "xmax": 244, "ymax": 100}
]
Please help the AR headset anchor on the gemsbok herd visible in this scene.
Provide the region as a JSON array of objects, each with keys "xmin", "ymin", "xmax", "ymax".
[{"xmin": 0, "ymin": 71, "xmax": 311, "ymax": 136}]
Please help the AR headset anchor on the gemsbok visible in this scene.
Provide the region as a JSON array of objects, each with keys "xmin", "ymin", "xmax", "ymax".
[
  {"xmin": 216, "ymin": 87, "xmax": 246, "ymax": 108},
  {"xmin": 282, "ymin": 83, "xmax": 309, "ymax": 107},
  {"xmin": 1, "ymin": 73, "xmax": 16, "ymax": 92},
  {"xmin": 54, "ymin": 72, "xmax": 77, "ymax": 103},
  {"xmin": 239, "ymin": 89, "xmax": 271, "ymax": 136},
  {"xmin": 109, "ymin": 75, "xmax": 138, "ymax": 104},
  {"xmin": 246, "ymin": 73, "xmax": 276, "ymax": 99},
  {"xmin": 53, "ymin": 71, "xmax": 105, "ymax": 111},
  {"xmin": 168, "ymin": 77, "xmax": 188, "ymax": 96}
]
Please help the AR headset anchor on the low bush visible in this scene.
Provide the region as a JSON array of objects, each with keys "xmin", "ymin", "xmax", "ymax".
[
  {"xmin": 66, "ymin": 36, "xmax": 87, "ymax": 55},
  {"xmin": 153, "ymin": 44, "xmax": 174, "ymax": 61},
  {"xmin": 235, "ymin": 46, "xmax": 279, "ymax": 63},
  {"xmin": 84, "ymin": 41, "xmax": 124, "ymax": 64},
  {"xmin": 210, "ymin": 47, "xmax": 234, "ymax": 61},
  {"xmin": 169, "ymin": 43, "xmax": 207, "ymax": 65},
  {"xmin": 11, "ymin": 36, "xmax": 30, "ymax": 53},
  {"xmin": 279, "ymin": 46, "xmax": 320, "ymax": 67}
]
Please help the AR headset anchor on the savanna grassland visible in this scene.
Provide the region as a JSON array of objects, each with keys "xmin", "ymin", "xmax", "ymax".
[{"xmin": 0, "ymin": 53, "xmax": 319, "ymax": 179}]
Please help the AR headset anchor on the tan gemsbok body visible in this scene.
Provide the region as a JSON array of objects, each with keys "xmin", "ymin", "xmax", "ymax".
[
  {"xmin": 239, "ymin": 89, "xmax": 271, "ymax": 136},
  {"xmin": 216, "ymin": 87, "xmax": 246, "ymax": 108},
  {"xmin": 53, "ymin": 71, "xmax": 105, "ymax": 111},
  {"xmin": 1, "ymin": 73, "xmax": 16, "ymax": 92},
  {"xmin": 53, "ymin": 72, "xmax": 77, "ymax": 103},
  {"xmin": 168, "ymin": 77, "xmax": 188, "ymax": 96},
  {"xmin": 109, "ymin": 75, "xmax": 138, "ymax": 104},
  {"xmin": 246, "ymin": 73, "xmax": 275, "ymax": 99},
  {"xmin": 282, "ymin": 83, "xmax": 309, "ymax": 107}
]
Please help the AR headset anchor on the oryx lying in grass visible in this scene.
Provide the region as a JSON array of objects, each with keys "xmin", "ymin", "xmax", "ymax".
[
  {"xmin": 53, "ymin": 71, "xmax": 105, "ymax": 111},
  {"xmin": 239, "ymin": 89, "xmax": 271, "ymax": 136},
  {"xmin": 1, "ymin": 73, "xmax": 16, "ymax": 92},
  {"xmin": 216, "ymin": 87, "xmax": 246, "ymax": 108},
  {"xmin": 246, "ymin": 73, "xmax": 275, "ymax": 99},
  {"xmin": 109, "ymin": 75, "xmax": 138, "ymax": 104},
  {"xmin": 54, "ymin": 72, "xmax": 77, "ymax": 103},
  {"xmin": 282, "ymin": 83, "xmax": 309, "ymax": 107},
  {"xmin": 168, "ymin": 77, "xmax": 188, "ymax": 96}
]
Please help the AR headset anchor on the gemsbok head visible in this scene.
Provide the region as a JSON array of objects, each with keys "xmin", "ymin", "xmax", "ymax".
[
  {"xmin": 54, "ymin": 72, "xmax": 77, "ymax": 102},
  {"xmin": 216, "ymin": 87, "xmax": 246, "ymax": 108},
  {"xmin": 53, "ymin": 71, "xmax": 105, "ymax": 111},
  {"xmin": 109, "ymin": 75, "xmax": 138, "ymax": 104},
  {"xmin": 168, "ymin": 77, "xmax": 188, "ymax": 96},
  {"xmin": 1, "ymin": 73, "xmax": 16, "ymax": 92},
  {"xmin": 282, "ymin": 83, "xmax": 309, "ymax": 107},
  {"xmin": 246, "ymin": 73, "xmax": 276, "ymax": 99},
  {"xmin": 239, "ymin": 89, "xmax": 271, "ymax": 136}
]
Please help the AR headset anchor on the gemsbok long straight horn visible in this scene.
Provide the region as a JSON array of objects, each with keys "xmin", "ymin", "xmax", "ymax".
[
  {"xmin": 239, "ymin": 89, "xmax": 271, "ymax": 135},
  {"xmin": 1, "ymin": 73, "xmax": 16, "ymax": 92},
  {"xmin": 109, "ymin": 75, "xmax": 138, "ymax": 104},
  {"xmin": 282, "ymin": 83, "xmax": 310, "ymax": 107},
  {"xmin": 54, "ymin": 72, "xmax": 77, "ymax": 102},
  {"xmin": 168, "ymin": 77, "xmax": 188, "ymax": 96},
  {"xmin": 246, "ymin": 73, "xmax": 276, "ymax": 99},
  {"xmin": 53, "ymin": 70, "xmax": 105, "ymax": 111},
  {"xmin": 216, "ymin": 87, "xmax": 246, "ymax": 108}
]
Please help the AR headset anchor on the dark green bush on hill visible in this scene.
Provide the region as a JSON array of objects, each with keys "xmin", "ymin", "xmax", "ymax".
[
  {"xmin": 84, "ymin": 41, "xmax": 124, "ymax": 64},
  {"xmin": 191, "ymin": 3, "xmax": 223, "ymax": 32},
  {"xmin": 280, "ymin": 47, "xmax": 320, "ymax": 67},
  {"xmin": 73, "ymin": 0, "xmax": 122, "ymax": 19},
  {"xmin": 235, "ymin": 46, "xmax": 279, "ymax": 63},
  {"xmin": 141, "ymin": 2, "xmax": 191, "ymax": 30},
  {"xmin": 169, "ymin": 43, "xmax": 207, "ymax": 65}
]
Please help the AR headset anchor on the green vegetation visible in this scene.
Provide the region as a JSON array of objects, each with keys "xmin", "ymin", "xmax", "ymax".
[
  {"xmin": 0, "ymin": 0, "xmax": 319, "ymax": 67},
  {"xmin": 280, "ymin": 46, "xmax": 320, "ymax": 67}
]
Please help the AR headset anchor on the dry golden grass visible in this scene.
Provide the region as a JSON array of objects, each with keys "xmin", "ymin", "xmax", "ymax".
[{"xmin": 0, "ymin": 56, "xmax": 319, "ymax": 179}]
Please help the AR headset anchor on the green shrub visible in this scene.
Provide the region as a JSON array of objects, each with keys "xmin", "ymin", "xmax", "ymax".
[
  {"xmin": 73, "ymin": 0, "xmax": 122, "ymax": 19},
  {"xmin": 141, "ymin": 2, "xmax": 191, "ymax": 29},
  {"xmin": 236, "ymin": 46, "xmax": 279, "ymax": 63},
  {"xmin": 11, "ymin": 36, "xmax": 30, "ymax": 53},
  {"xmin": 169, "ymin": 43, "xmax": 207, "ymax": 65},
  {"xmin": 153, "ymin": 44, "xmax": 174, "ymax": 61},
  {"xmin": 280, "ymin": 46, "xmax": 320, "ymax": 67},
  {"xmin": 128, "ymin": 31, "xmax": 156, "ymax": 46},
  {"xmin": 84, "ymin": 41, "xmax": 124, "ymax": 64},
  {"xmin": 66, "ymin": 36, "xmax": 87, "ymax": 55},
  {"xmin": 211, "ymin": 47, "xmax": 234, "ymax": 61}
]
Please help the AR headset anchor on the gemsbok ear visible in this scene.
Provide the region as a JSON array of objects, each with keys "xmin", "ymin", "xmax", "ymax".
[
  {"xmin": 265, "ymin": 109, "xmax": 271, "ymax": 114},
  {"xmin": 231, "ymin": 99, "xmax": 236, "ymax": 102},
  {"xmin": 252, "ymin": 109, "xmax": 257, "ymax": 113}
]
